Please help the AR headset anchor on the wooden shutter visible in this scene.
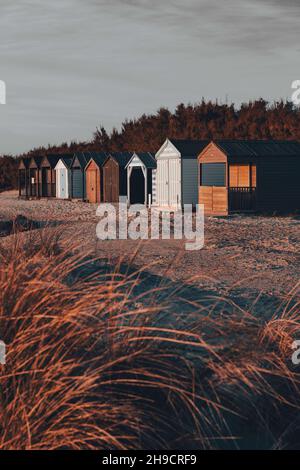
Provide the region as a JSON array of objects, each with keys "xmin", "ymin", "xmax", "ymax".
[
  {"xmin": 251, "ymin": 165, "xmax": 257, "ymax": 188},
  {"xmin": 238, "ymin": 165, "xmax": 250, "ymax": 187},
  {"xmin": 229, "ymin": 166, "xmax": 238, "ymax": 187},
  {"xmin": 229, "ymin": 165, "xmax": 251, "ymax": 187}
]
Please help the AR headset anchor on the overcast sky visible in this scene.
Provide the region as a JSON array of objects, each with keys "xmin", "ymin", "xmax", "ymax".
[{"xmin": 0, "ymin": 0, "xmax": 299, "ymax": 154}]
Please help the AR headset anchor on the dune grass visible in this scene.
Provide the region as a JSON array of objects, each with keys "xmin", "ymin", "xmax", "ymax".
[{"xmin": 0, "ymin": 227, "xmax": 299, "ymax": 449}]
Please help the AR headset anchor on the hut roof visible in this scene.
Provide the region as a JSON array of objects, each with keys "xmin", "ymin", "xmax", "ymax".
[
  {"xmin": 42, "ymin": 154, "xmax": 61, "ymax": 168},
  {"xmin": 29, "ymin": 156, "xmax": 43, "ymax": 168},
  {"xmin": 71, "ymin": 152, "xmax": 91, "ymax": 169},
  {"xmin": 110, "ymin": 152, "xmax": 133, "ymax": 168},
  {"xmin": 169, "ymin": 139, "xmax": 210, "ymax": 158},
  {"xmin": 133, "ymin": 152, "xmax": 157, "ymax": 169},
  {"xmin": 214, "ymin": 140, "xmax": 300, "ymax": 158},
  {"xmin": 85, "ymin": 152, "xmax": 109, "ymax": 169}
]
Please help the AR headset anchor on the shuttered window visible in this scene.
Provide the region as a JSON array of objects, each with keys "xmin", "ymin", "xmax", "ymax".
[
  {"xmin": 229, "ymin": 165, "xmax": 257, "ymax": 188},
  {"xmin": 200, "ymin": 163, "xmax": 226, "ymax": 187}
]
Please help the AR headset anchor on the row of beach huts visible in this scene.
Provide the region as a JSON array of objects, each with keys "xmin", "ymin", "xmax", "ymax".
[{"xmin": 18, "ymin": 139, "xmax": 300, "ymax": 215}]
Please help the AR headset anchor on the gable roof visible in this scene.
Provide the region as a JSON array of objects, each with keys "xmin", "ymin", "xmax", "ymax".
[
  {"xmin": 29, "ymin": 156, "xmax": 43, "ymax": 168},
  {"xmin": 109, "ymin": 152, "xmax": 133, "ymax": 168},
  {"xmin": 59, "ymin": 155, "xmax": 73, "ymax": 168},
  {"xmin": 55, "ymin": 155, "xmax": 73, "ymax": 169},
  {"xmin": 71, "ymin": 152, "xmax": 91, "ymax": 169},
  {"xmin": 42, "ymin": 154, "xmax": 61, "ymax": 168},
  {"xmin": 214, "ymin": 140, "xmax": 300, "ymax": 158},
  {"xmin": 169, "ymin": 139, "xmax": 210, "ymax": 158},
  {"xmin": 18, "ymin": 157, "xmax": 30, "ymax": 169},
  {"xmin": 85, "ymin": 152, "xmax": 109, "ymax": 169},
  {"xmin": 130, "ymin": 152, "xmax": 156, "ymax": 169}
]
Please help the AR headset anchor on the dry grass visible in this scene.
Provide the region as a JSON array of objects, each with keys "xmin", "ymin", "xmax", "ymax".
[{"xmin": 0, "ymin": 227, "xmax": 299, "ymax": 450}]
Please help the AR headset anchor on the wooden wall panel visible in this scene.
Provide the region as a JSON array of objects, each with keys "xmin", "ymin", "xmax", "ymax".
[
  {"xmin": 229, "ymin": 166, "xmax": 238, "ymax": 187},
  {"xmin": 199, "ymin": 143, "xmax": 227, "ymax": 163},
  {"xmin": 199, "ymin": 186, "xmax": 228, "ymax": 215},
  {"xmin": 212, "ymin": 187, "xmax": 228, "ymax": 214},
  {"xmin": 199, "ymin": 187, "xmax": 213, "ymax": 213},
  {"xmin": 256, "ymin": 157, "xmax": 300, "ymax": 212}
]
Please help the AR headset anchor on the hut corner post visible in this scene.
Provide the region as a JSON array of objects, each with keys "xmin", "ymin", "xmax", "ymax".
[
  {"xmin": 18, "ymin": 170, "xmax": 21, "ymax": 197},
  {"xmin": 70, "ymin": 169, "xmax": 73, "ymax": 199}
]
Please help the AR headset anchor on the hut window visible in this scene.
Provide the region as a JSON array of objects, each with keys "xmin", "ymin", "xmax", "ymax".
[
  {"xmin": 200, "ymin": 163, "xmax": 226, "ymax": 187},
  {"xmin": 229, "ymin": 165, "xmax": 256, "ymax": 188}
]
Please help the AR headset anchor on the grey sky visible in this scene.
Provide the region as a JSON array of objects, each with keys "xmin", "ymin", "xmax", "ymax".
[{"xmin": 0, "ymin": 0, "xmax": 299, "ymax": 154}]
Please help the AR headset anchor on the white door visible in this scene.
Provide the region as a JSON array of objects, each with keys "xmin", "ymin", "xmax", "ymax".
[
  {"xmin": 168, "ymin": 158, "xmax": 181, "ymax": 207},
  {"xmin": 157, "ymin": 159, "xmax": 181, "ymax": 207},
  {"xmin": 56, "ymin": 170, "xmax": 60, "ymax": 198},
  {"xmin": 60, "ymin": 169, "xmax": 67, "ymax": 199},
  {"xmin": 157, "ymin": 159, "xmax": 168, "ymax": 206},
  {"xmin": 56, "ymin": 168, "xmax": 68, "ymax": 199}
]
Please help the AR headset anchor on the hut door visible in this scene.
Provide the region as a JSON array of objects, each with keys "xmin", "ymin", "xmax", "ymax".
[
  {"xmin": 104, "ymin": 159, "xmax": 119, "ymax": 202},
  {"xmin": 72, "ymin": 169, "xmax": 82, "ymax": 199},
  {"xmin": 111, "ymin": 163, "xmax": 119, "ymax": 202},
  {"xmin": 130, "ymin": 168, "xmax": 145, "ymax": 204},
  {"xmin": 168, "ymin": 159, "xmax": 180, "ymax": 207},
  {"xmin": 157, "ymin": 159, "xmax": 180, "ymax": 207},
  {"xmin": 59, "ymin": 169, "xmax": 67, "ymax": 199},
  {"xmin": 157, "ymin": 160, "xmax": 169, "ymax": 206},
  {"xmin": 41, "ymin": 168, "xmax": 48, "ymax": 197},
  {"xmin": 87, "ymin": 170, "xmax": 97, "ymax": 203}
]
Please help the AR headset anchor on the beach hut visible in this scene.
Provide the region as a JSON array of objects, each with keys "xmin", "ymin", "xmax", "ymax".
[
  {"xmin": 70, "ymin": 152, "xmax": 91, "ymax": 200},
  {"xmin": 85, "ymin": 152, "xmax": 108, "ymax": 203},
  {"xmin": 155, "ymin": 139, "xmax": 209, "ymax": 209},
  {"xmin": 40, "ymin": 155, "xmax": 60, "ymax": 197},
  {"xmin": 198, "ymin": 140, "xmax": 300, "ymax": 215},
  {"xmin": 28, "ymin": 156, "xmax": 43, "ymax": 198},
  {"xmin": 126, "ymin": 152, "xmax": 156, "ymax": 205},
  {"xmin": 102, "ymin": 152, "xmax": 132, "ymax": 203},
  {"xmin": 54, "ymin": 156, "xmax": 73, "ymax": 199},
  {"xmin": 18, "ymin": 157, "xmax": 30, "ymax": 198}
]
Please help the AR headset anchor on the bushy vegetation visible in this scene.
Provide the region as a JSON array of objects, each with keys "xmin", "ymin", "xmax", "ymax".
[
  {"xmin": 0, "ymin": 156, "xmax": 18, "ymax": 191},
  {"xmin": 19, "ymin": 99, "xmax": 300, "ymax": 158},
  {"xmin": 1, "ymin": 99, "xmax": 299, "ymax": 191}
]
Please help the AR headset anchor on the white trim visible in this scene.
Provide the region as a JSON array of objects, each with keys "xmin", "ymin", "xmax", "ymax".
[
  {"xmin": 54, "ymin": 159, "xmax": 68, "ymax": 171},
  {"xmin": 127, "ymin": 153, "xmax": 148, "ymax": 206},
  {"xmin": 155, "ymin": 139, "xmax": 181, "ymax": 160}
]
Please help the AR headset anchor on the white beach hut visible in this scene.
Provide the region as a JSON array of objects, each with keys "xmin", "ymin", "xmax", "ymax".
[{"xmin": 54, "ymin": 156, "xmax": 73, "ymax": 199}]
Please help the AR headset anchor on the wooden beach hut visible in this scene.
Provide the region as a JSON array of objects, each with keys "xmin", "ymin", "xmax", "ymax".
[
  {"xmin": 84, "ymin": 152, "xmax": 108, "ymax": 203},
  {"xmin": 155, "ymin": 139, "xmax": 209, "ymax": 209},
  {"xmin": 28, "ymin": 156, "xmax": 43, "ymax": 198},
  {"xmin": 18, "ymin": 157, "xmax": 30, "ymax": 198},
  {"xmin": 40, "ymin": 155, "xmax": 60, "ymax": 197},
  {"xmin": 198, "ymin": 140, "xmax": 300, "ymax": 215},
  {"xmin": 102, "ymin": 152, "xmax": 132, "ymax": 203},
  {"xmin": 126, "ymin": 152, "xmax": 156, "ymax": 205}
]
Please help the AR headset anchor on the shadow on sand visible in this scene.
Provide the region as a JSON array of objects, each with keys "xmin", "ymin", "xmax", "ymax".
[{"xmin": 66, "ymin": 256, "xmax": 297, "ymax": 449}]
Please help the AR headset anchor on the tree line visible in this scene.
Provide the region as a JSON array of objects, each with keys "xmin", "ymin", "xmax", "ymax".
[{"xmin": 1, "ymin": 99, "xmax": 300, "ymax": 190}]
